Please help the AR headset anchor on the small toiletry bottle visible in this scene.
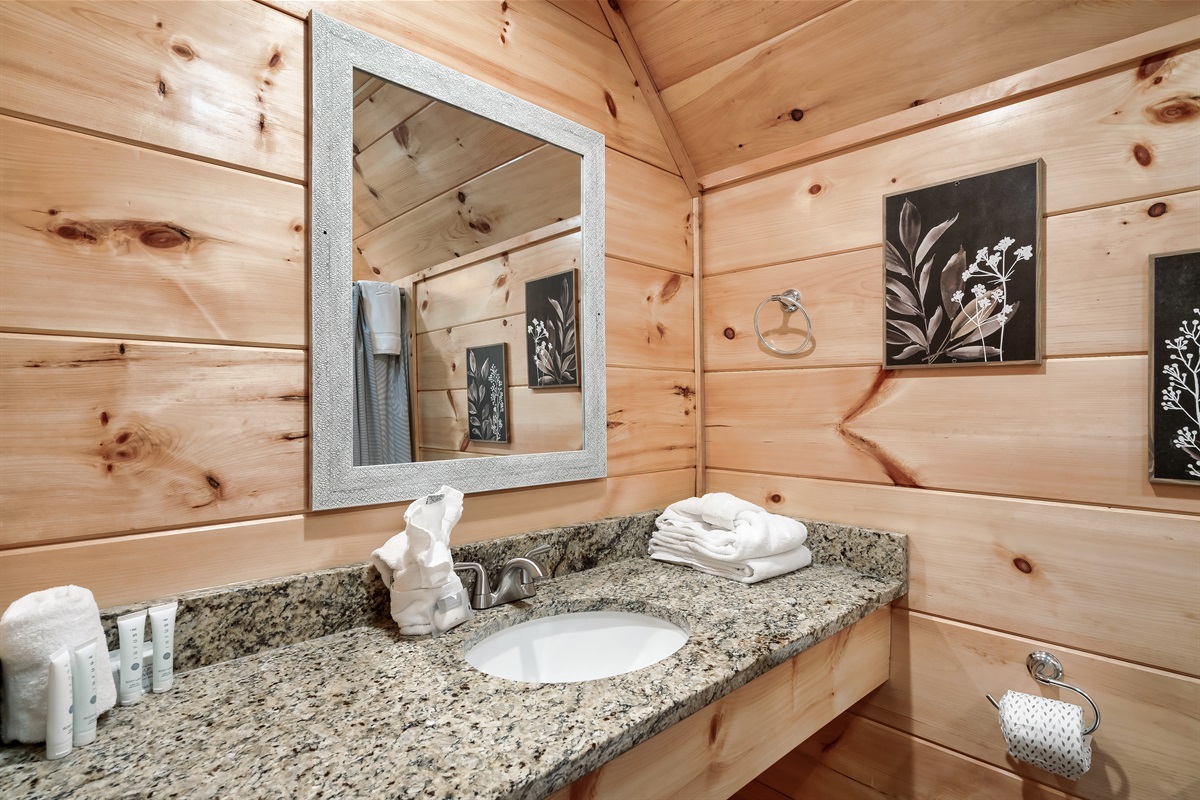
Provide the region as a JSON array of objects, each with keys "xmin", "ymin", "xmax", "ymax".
[{"xmin": 430, "ymin": 584, "xmax": 472, "ymax": 637}]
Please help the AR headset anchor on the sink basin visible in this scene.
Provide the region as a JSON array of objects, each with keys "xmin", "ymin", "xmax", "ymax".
[{"xmin": 465, "ymin": 611, "xmax": 688, "ymax": 683}]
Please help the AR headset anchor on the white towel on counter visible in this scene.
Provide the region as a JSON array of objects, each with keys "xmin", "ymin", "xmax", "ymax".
[
  {"xmin": 356, "ymin": 280, "xmax": 405, "ymax": 355},
  {"xmin": 371, "ymin": 485, "xmax": 466, "ymax": 635},
  {"xmin": 0, "ymin": 585, "xmax": 117, "ymax": 743},
  {"xmin": 655, "ymin": 496, "xmax": 807, "ymax": 561},
  {"xmin": 649, "ymin": 541, "xmax": 812, "ymax": 584}
]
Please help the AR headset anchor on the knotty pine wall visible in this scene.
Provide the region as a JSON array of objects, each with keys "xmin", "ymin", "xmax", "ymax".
[
  {"xmin": 707, "ymin": 35, "xmax": 1200, "ymax": 800},
  {"xmin": 0, "ymin": 0, "xmax": 696, "ymax": 610}
]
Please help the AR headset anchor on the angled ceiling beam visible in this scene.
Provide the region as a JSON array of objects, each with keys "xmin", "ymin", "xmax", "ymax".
[{"xmin": 599, "ymin": 0, "xmax": 701, "ymax": 196}]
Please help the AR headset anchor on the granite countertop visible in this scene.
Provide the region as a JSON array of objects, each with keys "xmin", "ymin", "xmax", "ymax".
[{"xmin": 0, "ymin": 517, "xmax": 906, "ymax": 799}]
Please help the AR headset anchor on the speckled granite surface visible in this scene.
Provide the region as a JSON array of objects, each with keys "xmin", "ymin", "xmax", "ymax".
[{"xmin": 5, "ymin": 514, "xmax": 906, "ymax": 799}]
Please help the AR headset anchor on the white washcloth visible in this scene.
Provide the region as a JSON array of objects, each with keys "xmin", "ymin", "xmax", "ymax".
[
  {"xmin": 357, "ymin": 280, "xmax": 404, "ymax": 355},
  {"xmin": 655, "ymin": 496, "xmax": 807, "ymax": 562},
  {"xmin": 0, "ymin": 585, "xmax": 117, "ymax": 743},
  {"xmin": 649, "ymin": 541, "xmax": 812, "ymax": 584},
  {"xmin": 371, "ymin": 485, "xmax": 466, "ymax": 635}
]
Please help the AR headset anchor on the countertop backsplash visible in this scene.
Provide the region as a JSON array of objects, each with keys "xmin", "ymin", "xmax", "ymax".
[{"xmin": 99, "ymin": 510, "xmax": 906, "ymax": 674}]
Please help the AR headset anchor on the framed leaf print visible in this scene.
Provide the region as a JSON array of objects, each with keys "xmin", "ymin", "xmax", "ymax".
[
  {"xmin": 1150, "ymin": 249, "xmax": 1200, "ymax": 484},
  {"xmin": 883, "ymin": 160, "xmax": 1044, "ymax": 369},
  {"xmin": 466, "ymin": 343, "xmax": 508, "ymax": 443},
  {"xmin": 525, "ymin": 269, "xmax": 579, "ymax": 388}
]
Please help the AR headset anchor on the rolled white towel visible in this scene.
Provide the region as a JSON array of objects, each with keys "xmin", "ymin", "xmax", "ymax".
[
  {"xmin": 357, "ymin": 280, "xmax": 405, "ymax": 355},
  {"xmin": 653, "ymin": 512, "xmax": 807, "ymax": 562},
  {"xmin": 649, "ymin": 541, "xmax": 812, "ymax": 584},
  {"xmin": 0, "ymin": 585, "xmax": 117, "ymax": 743},
  {"xmin": 371, "ymin": 485, "xmax": 466, "ymax": 635}
]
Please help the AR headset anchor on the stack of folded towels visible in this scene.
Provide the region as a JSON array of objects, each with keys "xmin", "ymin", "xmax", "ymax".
[{"xmin": 649, "ymin": 493, "xmax": 811, "ymax": 584}]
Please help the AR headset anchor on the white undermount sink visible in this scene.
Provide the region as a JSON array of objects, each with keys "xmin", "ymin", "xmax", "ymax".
[{"xmin": 464, "ymin": 610, "xmax": 688, "ymax": 684}]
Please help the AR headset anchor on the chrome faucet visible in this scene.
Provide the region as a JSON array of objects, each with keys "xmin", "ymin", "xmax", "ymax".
[{"xmin": 453, "ymin": 544, "xmax": 552, "ymax": 610}]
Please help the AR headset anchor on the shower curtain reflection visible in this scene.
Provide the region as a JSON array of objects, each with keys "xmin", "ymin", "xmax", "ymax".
[{"xmin": 352, "ymin": 281, "xmax": 413, "ymax": 465}]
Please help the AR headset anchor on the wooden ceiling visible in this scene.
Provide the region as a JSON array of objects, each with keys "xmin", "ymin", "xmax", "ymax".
[{"xmin": 614, "ymin": 0, "xmax": 1199, "ymax": 181}]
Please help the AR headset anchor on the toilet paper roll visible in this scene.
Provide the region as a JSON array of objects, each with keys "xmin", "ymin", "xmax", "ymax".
[{"xmin": 997, "ymin": 690, "xmax": 1092, "ymax": 780}]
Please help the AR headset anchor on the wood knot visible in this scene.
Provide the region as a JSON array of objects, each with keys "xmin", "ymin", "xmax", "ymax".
[
  {"xmin": 393, "ymin": 123, "xmax": 410, "ymax": 149},
  {"xmin": 660, "ymin": 273, "xmax": 682, "ymax": 301},
  {"xmin": 54, "ymin": 223, "xmax": 98, "ymax": 243},
  {"xmin": 655, "ymin": 322, "xmax": 667, "ymax": 339},
  {"xmin": 608, "ymin": 0, "xmax": 620, "ymax": 12},
  {"xmin": 457, "ymin": 191, "xmax": 467, "ymax": 203},
  {"xmin": 808, "ymin": 183, "xmax": 822, "ymax": 195},
  {"xmin": 157, "ymin": 79, "xmax": 167, "ymax": 97},
  {"xmin": 1012, "ymin": 557, "xmax": 1033, "ymax": 574},
  {"xmin": 1148, "ymin": 202, "xmax": 1168, "ymax": 218},
  {"xmin": 769, "ymin": 493, "xmax": 782, "ymax": 504},
  {"xmin": 789, "ymin": 108, "xmax": 804, "ymax": 122},
  {"xmin": 138, "ymin": 224, "xmax": 190, "ymax": 249},
  {"xmin": 99, "ymin": 411, "xmax": 109, "ymax": 426},
  {"xmin": 1145, "ymin": 95, "xmax": 1200, "ymax": 124},
  {"xmin": 170, "ymin": 42, "xmax": 195, "ymax": 60},
  {"xmin": 604, "ymin": 90, "xmax": 618, "ymax": 119},
  {"xmin": 268, "ymin": 52, "xmax": 282, "ymax": 69},
  {"xmin": 723, "ymin": 327, "xmax": 735, "ymax": 339},
  {"xmin": 468, "ymin": 218, "xmax": 492, "ymax": 234},
  {"xmin": 99, "ymin": 427, "xmax": 149, "ymax": 464},
  {"xmin": 1132, "ymin": 143, "xmax": 1152, "ymax": 167},
  {"xmin": 1137, "ymin": 51, "xmax": 1174, "ymax": 81}
]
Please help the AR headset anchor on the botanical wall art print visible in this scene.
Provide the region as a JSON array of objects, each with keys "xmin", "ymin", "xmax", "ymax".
[
  {"xmin": 883, "ymin": 160, "xmax": 1044, "ymax": 368},
  {"xmin": 466, "ymin": 343, "xmax": 509, "ymax": 443},
  {"xmin": 525, "ymin": 269, "xmax": 579, "ymax": 388},
  {"xmin": 1150, "ymin": 249, "xmax": 1200, "ymax": 484}
]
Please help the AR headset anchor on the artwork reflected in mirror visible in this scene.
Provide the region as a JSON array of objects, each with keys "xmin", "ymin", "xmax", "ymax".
[
  {"xmin": 466, "ymin": 344, "xmax": 509, "ymax": 443},
  {"xmin": 350, "ymin": 68, "xmax": 582, "ymax": 464},
  {"xmin": 526, "ymin": 270, "xmax": 579, "ymax": 389}
]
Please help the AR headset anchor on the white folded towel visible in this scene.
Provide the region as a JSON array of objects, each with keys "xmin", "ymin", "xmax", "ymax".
[
  {"xmin": 649, "ymin": 541, "xmax": 812, "ymax": 584},
  {"xmin": 0, "ymin": 585, "xmax": 117, "ymax": 743},
  {"xmin": 655, "ymin": 496, "xmax": 807, "ymax": 562},
  {"xmin": 371, "ymin": 485, "xmax": 466, "ymax": 635},
  {"xmin": 357, "ymin": 280, "xmax": 405, "ymax": 355}
]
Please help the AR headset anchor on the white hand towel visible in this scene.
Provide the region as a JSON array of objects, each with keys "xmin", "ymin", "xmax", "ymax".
[
  {"xmin": 0, "ymin": 585, "xmax": 117, "ymax": 743},
  {"xmin": 357, "ymin": 280, "xmax": 404, "ymax": 355},
  {"xmin": 649, "ymin": 542, "xmax": 812, "ymax": 584},
  {"xmin": 653, "ymin": 510, "xmax": 807, "ymax": 562},
  {"xmin": 371, "ymin": 485, "xmax": 466, "ymax": 635}
]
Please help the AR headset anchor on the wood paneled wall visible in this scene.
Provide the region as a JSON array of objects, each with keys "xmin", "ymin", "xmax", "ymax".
[
  {"xmin": 711, "ymin": 32, "xmax": 1200, "ymax": 800},
  {"xmin": 0, "ymin": 0, "xmax": 695, "ymax": 609}
]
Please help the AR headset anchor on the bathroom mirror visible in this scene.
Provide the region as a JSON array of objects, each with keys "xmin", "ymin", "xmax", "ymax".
[{"xmin": 310, "ymin": 12, "xmax": 606, "ymax": 510}]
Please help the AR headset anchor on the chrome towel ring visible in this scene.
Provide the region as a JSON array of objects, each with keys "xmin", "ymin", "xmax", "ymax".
[{"xmin": 753, "ymin": 289, "xmax": 813, "ymax": 355}]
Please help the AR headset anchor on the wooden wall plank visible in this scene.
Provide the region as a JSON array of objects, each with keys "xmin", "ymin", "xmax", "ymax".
[
  {"xmin": 606, "ymin": 367, "xmax": 696, "ymax": 475},
  {"xmin": 623, "ymin": 0, "xmax": 845, "ymax": 91},
  {"xmin": 417, "ymin": 386, "xmax": 582, "ymax": 456},
  {"xmin": 703, "ymin": 48, "xmax": 1200, "ymax": 273},
  {"xmin": 1046, "ymin": 190, "xmax": 1200, "ymax": 357},
  {"xmin": 707, "ymin": 358, "xmax": 1200, "ymax": 514},
  {"xmin": 663, "ymin": 0, "xmax": 1198, "ymax": 176},
  {"xmin": 0, "ymin": 334, "xmax": 306, "ymax": 546},
  {"xmin": 703, "ymin": 248, "xmax": 880, "ymax": 371},
  {"xmin": 353, "ymin": 99, "xmax": 543, "ymax": 236},
  {"xmin": 546, "ymin": 0, "xmax": 612, "ymax": 40},
  {"xmin": 708, "ymin": 469, "xmax": 1200, "ymax": 677},
  {"xmin": 269, "ymin": 0, "xmax": 676, "ymax": 171},
  {"xmin": 0, "ymin": 467, "xmax": 695, "ymax": 610},
  {"xmin": 351, "ymin": 80, "xmax": 430, "ymax": 153},
  {"xmin": 413, "ymin": 232, "xmax": 581, "ymax": 334},
  {"xmin": 359, "ymin": 145, "xmax": 581, "ymax": 280},
  {"xmin": 0, "ymin": 115, "xmax": 305, "ymax": 346},
  {"xmin": 605, "ymin": 258, "xmax": 694, "ymax": 371},
  {"xmin": 0, "ymin": 0, "xmax": 306, "ymax": 180},
  {"xmin": 417, "ymin": 314, "xmax": 529, "ymax": 392},
  {"xmin": 859, "ymin": 610, "xmax": 1200, "ymax": 800},
  {"xmin": 757, "ymin": 714, "xmax": 1074, "ymax": 800},
  {"xmin": 550, "ymin": 607, "xmax": 891, "ymax": 800},
  {"xmin": 606, "ymin": 149, "xmax": 694, "ymax": 272}
]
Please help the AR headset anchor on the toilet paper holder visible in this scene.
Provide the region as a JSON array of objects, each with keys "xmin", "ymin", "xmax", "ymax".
[{"xmin": 986, "ymin": 650, "xmax": 1101, "ymax": 736}]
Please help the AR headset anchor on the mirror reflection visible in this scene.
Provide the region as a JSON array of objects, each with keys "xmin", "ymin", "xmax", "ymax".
[{"xmin": 349, "ymin": 69, "xmax": 583, "ymax": 466}]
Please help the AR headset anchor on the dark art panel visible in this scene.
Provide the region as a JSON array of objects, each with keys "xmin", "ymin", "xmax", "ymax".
[
  {"xmin": 883, "ymin": 161, "xmax": 1043, "ymax": 368},
  {"xmin": 1151, "ymin": 250, "xmax": 1200, "ymax": 484},
  {"xmin": 525, "ymin": 269, "xmax": 579, "ymax": 388},
  {"xmin": 467, "ymin": 343, "xmax": 508, "ymax": 443}
]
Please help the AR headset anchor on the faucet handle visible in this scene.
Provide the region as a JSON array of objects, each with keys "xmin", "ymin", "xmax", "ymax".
[
  {"xmin": 522, "ymin": 544, "xmax": 552, "ymax": 580},
  {"xmin": 453, "ymin": 562, "xmax": 490, "ymax": 607}
]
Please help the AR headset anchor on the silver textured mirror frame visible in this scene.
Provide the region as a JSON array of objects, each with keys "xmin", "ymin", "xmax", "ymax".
[{"xmin": 309, "ymin": 12, "xmax": 607, "ymax": 510}]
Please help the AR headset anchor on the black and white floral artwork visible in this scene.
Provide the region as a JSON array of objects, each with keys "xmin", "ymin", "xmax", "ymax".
[
  {"xmin": 525, "ymin": 269, "xmax": 579, "ymax": 388},
  {"xmin": 883, "ymin": 161, "xmax": 1043, "ymax": 368},
  {"xmin": 1150, "ymin": 250, "xmax": 1200, "ymax": 484},
  {"xmin": 466, "ymin": 343, "xmax": 508, "ymax": 443}
]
